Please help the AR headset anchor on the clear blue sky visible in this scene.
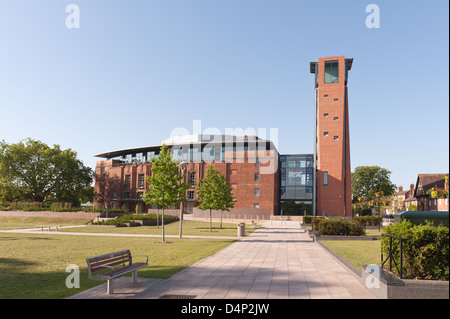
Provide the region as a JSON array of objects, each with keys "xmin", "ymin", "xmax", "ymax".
[{"xmin": 0, "ymin": 0, "xmax": 448, "ymax": 189}]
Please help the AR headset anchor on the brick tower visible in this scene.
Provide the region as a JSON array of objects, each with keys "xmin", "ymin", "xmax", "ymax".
[{"xmin": 310, "ymin": 56, "xmax": 353, "ymax": 217}]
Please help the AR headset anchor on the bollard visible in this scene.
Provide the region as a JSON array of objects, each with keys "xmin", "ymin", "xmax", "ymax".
[{"xmin": 237, "ymin": 223, "xmax": 245, "ymax": 237}]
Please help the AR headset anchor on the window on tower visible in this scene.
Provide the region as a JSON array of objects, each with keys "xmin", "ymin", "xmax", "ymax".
[{"xmin": 324, "ymin": 61, "xmax": 339, "ymax": 83}]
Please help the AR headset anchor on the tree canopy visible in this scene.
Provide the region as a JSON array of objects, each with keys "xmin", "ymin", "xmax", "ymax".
[
  {"xmin": 0, "ymin": 138, "xmax": 93, "ymax": 206},
  {"xmin": 196, "ymin": 165, "xmax": 235, "ymax": 230},
  {"xmin": 142, "ymin": 144, "xmax": 189, "ymax": 241},
  {"xmin": 351, "ymin": 165, "xmax": 396, "ymax": 201}
]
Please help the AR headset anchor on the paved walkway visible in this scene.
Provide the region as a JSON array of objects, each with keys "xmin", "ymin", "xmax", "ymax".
[{"xmin": 67, "ymin": 221, "xmax": 375, "ymax": 299}]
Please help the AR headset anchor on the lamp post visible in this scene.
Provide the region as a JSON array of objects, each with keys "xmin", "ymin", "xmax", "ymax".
[{"xmin": 179, "ymin": 161, "xmax": 188, "ymax": 238}]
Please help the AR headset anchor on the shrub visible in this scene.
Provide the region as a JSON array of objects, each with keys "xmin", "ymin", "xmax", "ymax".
[
  {"xmin": 383, "ymin": 221, "xmax": 449, "ymax": 280},
  {"xmin": 317, "ymin": 218, "xmax": 365, "ymax": 236},
  {"xmin": 93, "ymin": 213, "xmax": 179, "ymax": 226},
  {"xmin": 310, "ymin": 216, "xmax": 326, "ymax": 230},
  {"xmin": 353, "ymin": 216, "xmax": 381, "ymax": 226}
]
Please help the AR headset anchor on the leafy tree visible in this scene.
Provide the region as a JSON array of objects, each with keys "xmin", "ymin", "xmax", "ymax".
[
  {"xmin": 196, "ymin": 165, "xmax": 235, "ymax": 231},
  {"xmin": 351, "ymin": 166, "xmax": 396, "ymax": 201},
  {"xmin": 142, "ymin": 144, "xmax": 189, "ymax": 242},
  {"xmin": 0, "ymin": 138, "xmax": 93, "ymax": 206}
]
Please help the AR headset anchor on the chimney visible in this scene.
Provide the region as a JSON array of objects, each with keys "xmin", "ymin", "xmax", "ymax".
[
  {"xmin": 398, "ymin": 185, "xmax": 403, "ymax": 192},
  {"xmin": 410, "ymin": 183, "xmax": 415, "ymax": 197}
]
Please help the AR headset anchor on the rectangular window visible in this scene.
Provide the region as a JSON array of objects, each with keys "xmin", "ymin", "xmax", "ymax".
[
  {"xmin": 124, "ymin": 192, "xmax": 130, "ymax": 199},
  {"xmin": 323, "ymin": 172, "xmax": 328, "ymax": 187},
  {"xmin": 334, "ymin": 116, "xmax": 339, "ymax": 121},
  {"xmin": 324, "ymin": 132, "xmax": 329, "ymax": 136},
  {"xmin": 125, "ymin": 175, "xmax": 131, "ymax": 189},
  {"xmin": 324, "ymin": 61, "xmax": 339, "ymax": 83},
  {"xmin": 254, "ymin": 203, "xmax": 260, "ymax": 208},
  {"xmin": 254, "ymin": 189, "xmax": 260, "ymax": 197},
  {"xmin": 254, "ymin": 173, "xmax": 260, "ymax": 182},
  {"xmin": 324, "ymin": 94, "xmax": 329, "ymax": 98},
  {"xmin": 138, "ymin": 174, "xmax": 145, "ymax": 188},
  {"xmin": 187, "ymin": 191, "xmax": 195, "ymax": 201},
  {"xmin": 334, "ymin": 98, "xmax": 339, "ymax": 102},
  {"xmin": 188, "ymin": 172, "xmax": 196, "ymax": 186},
  {"xmin": 334, "ymin": 136, "xmax": 339, "ymax": 140},
  {"xmin": 324, "ymin": 113, "xmax": 329, "ymax": 117}
]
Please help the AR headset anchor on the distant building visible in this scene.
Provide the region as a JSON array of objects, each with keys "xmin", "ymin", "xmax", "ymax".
[
  {"xmin": 414, "ymin": 174, "xmax": 449, "ymax": 211},
  {"xmin": 393, "ymin": 184, "xmax": 416, "ymax": 212}
]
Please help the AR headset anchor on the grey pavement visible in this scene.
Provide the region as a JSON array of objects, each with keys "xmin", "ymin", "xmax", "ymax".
[{"xmin": 67, "ymin": 220, "xmax": 376, "ymax": 299}]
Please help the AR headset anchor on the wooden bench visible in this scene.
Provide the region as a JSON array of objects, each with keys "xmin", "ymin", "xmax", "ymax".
[{"xmin": 86, "ymin": 249, "xmax": 148, "ymax": 294}]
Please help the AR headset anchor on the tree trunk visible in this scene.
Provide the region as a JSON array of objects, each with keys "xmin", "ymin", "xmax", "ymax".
[
  {"xmin": 209, "ymin": 209, "xmax": 212, "ymax": 232},
  {"xmin": 162, "ymin": 207, "xmax": 165, "ymax": 242}
]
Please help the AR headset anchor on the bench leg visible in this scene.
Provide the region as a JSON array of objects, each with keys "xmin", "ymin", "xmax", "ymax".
[
  {"xmin": 132, "ymin": 270, "xmax": 137, "ymax": 284},
  {"xmin": 107, "ymin": 279, "xmax": 114, "ymax": 294}
]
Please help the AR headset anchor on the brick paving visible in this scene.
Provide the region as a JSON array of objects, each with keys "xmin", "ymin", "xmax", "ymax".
[{"xmin": 67, "ymin": 221, "xmax": 375, "ymax": 299}]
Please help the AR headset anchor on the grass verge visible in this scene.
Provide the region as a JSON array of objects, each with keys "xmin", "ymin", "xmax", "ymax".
[
  {"xmin": 0, "ymin": 232, "xmax": 235, "ymax": 299},
  {"xmin": 319, "ymin": 240, "xmax": 381, "ymax": 270}
]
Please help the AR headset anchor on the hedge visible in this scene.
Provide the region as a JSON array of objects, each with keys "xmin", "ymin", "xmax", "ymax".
[
  {"xmin": 93, "ymin": 213, "xmax": 179, "ymax": 226},
  {"xmin": 317, "ymin": 218, "xmax": 365, "ymax": 236},
  {"xmin": 353, "ymin": 216, "xmax": 382, "ymax": 226},
  {"xmin": 382, "ymin": 221, "xmax": 449, "ymax": 281}
]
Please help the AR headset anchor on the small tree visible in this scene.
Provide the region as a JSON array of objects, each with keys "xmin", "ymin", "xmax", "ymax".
[
  {"xmin": 196, "ymin": 165, "xmax": 235, "ymax": 231},
  {"xmin": 142, "ymin": 144, "xmax": 189, "ymax": 242}
]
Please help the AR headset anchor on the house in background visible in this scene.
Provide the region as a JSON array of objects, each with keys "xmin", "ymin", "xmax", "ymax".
[
  {"xmin": 392, "ymin": 183, "xmax": 416, "ymax": 212},
  {"xmin": 414, "ymin": 174, "xmax": 449, "ymax": 211}
]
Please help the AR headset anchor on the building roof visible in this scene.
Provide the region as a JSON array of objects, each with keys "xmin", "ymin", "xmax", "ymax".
[
  {"xmin": 415, "ymin": 173, "xmax": 447, "ymax": 197},
  {"xmin": 309, "ymin": 58, "xmax": 354, "ymax": 73},
  {"xmin": 94, "ymin": 134, "xmax": 278, "ymax": 159}
]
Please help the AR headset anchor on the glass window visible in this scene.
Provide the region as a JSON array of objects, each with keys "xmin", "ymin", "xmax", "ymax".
[
  {"xmin": 324, "ymin": 61, "xmax": 339, "ymax": 83},
  {"xmin": 188, "ymin": 172, "xmax": 196, "ymax": 186},
  {"xmin": 254, "ymin": 173, "xmax": 260, "ymax": 182},
  {"xmin": 324, "ymin": 132, "xmax": 329, "ymax": 136},
  {"xmin": 138, "ymin": 174, "xmax": 145, "ymax": 188},
  {"xmin": 323, "ymin": 171, "xmax": 328, "ymax": 186},
  {"xmin": 254, "ymin": 189, "xmax": 260, "ymax": 197},
  {"xmin": 187, "ymin": 191, "xmax": 195, "ymax": 201}
]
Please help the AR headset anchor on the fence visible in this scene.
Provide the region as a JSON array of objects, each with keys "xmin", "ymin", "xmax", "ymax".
[{"xmin": 381, "ymin": 234, "xmax": 408, "ymax": 279}]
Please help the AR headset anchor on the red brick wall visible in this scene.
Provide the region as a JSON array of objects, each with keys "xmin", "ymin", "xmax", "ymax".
[{"xmin": 94, "ymin": 151, "xmax": 279, "ymax": 215}]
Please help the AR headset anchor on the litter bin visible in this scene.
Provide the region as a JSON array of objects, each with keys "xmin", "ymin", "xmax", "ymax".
[{"xmin": 237, "ymin": 223, "xmax": 245, "ymax": 237}]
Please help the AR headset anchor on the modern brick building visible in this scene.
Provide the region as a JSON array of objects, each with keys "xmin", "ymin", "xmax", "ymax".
[
  {"xmin": 94, "ymin": 56, "xmax": 353, "ymax": 217},
  {"xmin": 94, "ymin": 135, "xmax": 281, "ymax": 217}
]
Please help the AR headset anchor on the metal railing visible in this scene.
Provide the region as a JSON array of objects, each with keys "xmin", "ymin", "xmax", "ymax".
[{"xmin": 381, "ymin": 234, "xmax": 408, "ymax": 279}]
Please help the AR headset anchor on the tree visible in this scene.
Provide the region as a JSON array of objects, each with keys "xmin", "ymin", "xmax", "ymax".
[
  {"xmin": 351, "ymin": 166, "xmax": 396, "ymax": 201},
  {"xmin": 0, "ymin": 138, "xmax": 93, "ymax": 206},
  {"xmin": 142, "ymin": 144, "xmax": 189, "ymax": 242},
  {"xmin": 196, "ymin": 165, "xmax": 235, "ymax": 231}
]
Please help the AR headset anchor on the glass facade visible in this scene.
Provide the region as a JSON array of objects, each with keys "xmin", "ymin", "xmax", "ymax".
[{"xmin": 280, "ymin": 154, "xmax": 314, "ymax": 215}]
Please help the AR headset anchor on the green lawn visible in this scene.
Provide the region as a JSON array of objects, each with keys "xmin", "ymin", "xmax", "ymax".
[
  {"xmin": 0, "ymin": 232, "xmax": 235, "ymax": 299},
  {"xmin": 320, "ymin": 240, "xmax": 381, "ymax": 270},
  {"xmin": 0, "ymin": 216, "xmax": 93, "ymax": 230},
  {"xmin": 60, "ymin": 220, "xmax": 257, "ymax": 237}
]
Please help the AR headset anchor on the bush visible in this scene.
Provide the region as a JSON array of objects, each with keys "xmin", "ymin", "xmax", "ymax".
[
  {"xmin": 353, "ymin": 216, "xmax": 381, "ymax": 226},
  {"xmin": 383, "ymin": 221, "xmax": 449, "ymax": 280},
  {"xmin": 310, "ymin": 216, "xmax": 326, "ymax": 230},
  {"xmin": 317, "ymin": 218, "xmax": 365, "ymax": 236},
  {"xmin": 93, "ymin": 213, "xmax": 179, "ymax": 226}
]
